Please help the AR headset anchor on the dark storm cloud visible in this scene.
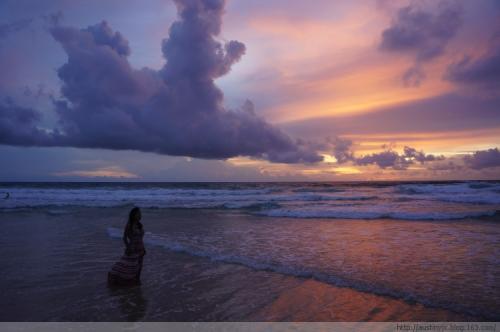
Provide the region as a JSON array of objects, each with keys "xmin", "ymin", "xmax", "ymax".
[
  {"xmin": 445, "ymin": 33, "xmax": 500, "ymax": 90},
  {"xmin": 0, "ymin": 97, "xmax": 51, "ymax": 146},
  {"xmin": 380, "ymin": 1, "xmax": 462, "ymax": 86},
  {"xmin": 464, "ymin": 148, "xmax": 500, "ymax": 169},
  {"xmin": 0, "ymin": 0, "xmax": 322, "ymax": 164}
]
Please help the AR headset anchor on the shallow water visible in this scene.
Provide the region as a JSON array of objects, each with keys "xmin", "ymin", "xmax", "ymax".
[
  {"xmin": 0, "ymin": 181, "xmax": 499, "ymax": 321},
  {"xmin": 0, "ymin": 181, "xmax": 500, "ymax": 320}
]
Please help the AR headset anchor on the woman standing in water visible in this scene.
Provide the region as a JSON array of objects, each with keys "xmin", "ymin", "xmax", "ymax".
[{"xmin": 108, "ymin": 207, "xmax": 146, "ymax": 286}]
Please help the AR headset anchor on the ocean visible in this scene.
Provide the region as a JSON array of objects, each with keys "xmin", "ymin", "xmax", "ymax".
[{"xmin": 0, "ymin": 181, "xmax": 499, "ymax": 321}]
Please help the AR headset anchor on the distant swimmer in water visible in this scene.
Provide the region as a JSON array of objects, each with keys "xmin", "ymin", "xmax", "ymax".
[{"xmin": 4, "ymin": 192, "xmax": 9, "ymax": 199}]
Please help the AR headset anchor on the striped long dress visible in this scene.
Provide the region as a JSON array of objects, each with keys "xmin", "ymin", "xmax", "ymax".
[{"xmin": 108, "ymin": 222, "xmax": 145, "ymax": 286}]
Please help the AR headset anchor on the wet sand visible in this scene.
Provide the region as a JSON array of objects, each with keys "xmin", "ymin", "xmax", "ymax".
[{"xmin": 251, "ymin": 279, "xmax": 476, "ymax": 321}]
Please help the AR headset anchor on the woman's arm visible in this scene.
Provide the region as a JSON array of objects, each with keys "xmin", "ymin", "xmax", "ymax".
[{"xmin": 123, "ymin": 222, "xmax": 130, "ymax": 248}]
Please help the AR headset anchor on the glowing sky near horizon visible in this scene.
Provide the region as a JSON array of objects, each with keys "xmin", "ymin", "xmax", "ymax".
[{"xmin": 0, "ymin": 0, "xmax": 499, "ymax": 181}]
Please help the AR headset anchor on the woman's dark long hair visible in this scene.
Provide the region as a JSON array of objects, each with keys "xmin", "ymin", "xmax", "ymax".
[{"xmin": 128, "ymin": 207, "xmax": 142, "ymax": 229}]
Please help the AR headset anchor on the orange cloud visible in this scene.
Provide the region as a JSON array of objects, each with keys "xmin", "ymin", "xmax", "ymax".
[
  {"xmin": 53, "ymin": 166, "xmax": 139, "ymax": 179},
  {"xmin": 345, "ymin": 128, "xmax": 500, "ymax": 155}
]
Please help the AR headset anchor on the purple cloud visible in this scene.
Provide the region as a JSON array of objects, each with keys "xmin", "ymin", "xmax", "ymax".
[
  {"xmin": 353, "ymin": 147, "xmax": 442, "ymax": 170},
  {"xmin": 329, "ymin": 141, "xmax": 442, "ymax": 170},
  {"xmin": 464, "ymin": 148, "xmax": 500, "ymax": 169},
  {"xmin": 0, "ymin": 97, "xmax": 49, "ymax": 146},
  {"xmin": 445, "ymin": 33, "xmax": 500, "ymax": 90},
  {"xmin": 355, "ymin": 150, "xmax": 409, "ymax": 170},
  {"xmin": 0, "ymin": 18, "xmax": 33, "ymax": 39},
  {"xmin": 402, "ymin": 146, "xmax": 439, "ymax": 163},
  {"xmin": 348, "ymin": 146, "xmax": 500, "ymax": 171},
  {"xmin": 0, "ymin": 0, "xmax": 322, "ymax": 164},
  {"xmin": 380, "ymin": 1, "xmax": 462, "ymax": 86},
  {"xmin": 327, "ymin": 136, "xmax": 354, "ymax": 164}
]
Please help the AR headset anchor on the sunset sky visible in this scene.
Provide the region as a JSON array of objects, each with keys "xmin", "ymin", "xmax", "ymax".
[{"xmin": 1, "ymin": 0, "xmax": 499, "ymax": 181}]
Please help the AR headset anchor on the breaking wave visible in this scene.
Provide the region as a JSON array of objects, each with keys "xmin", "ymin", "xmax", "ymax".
[{"xmin": 2, "ymin": 181, "xmax": 499, "ymax": 221}]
